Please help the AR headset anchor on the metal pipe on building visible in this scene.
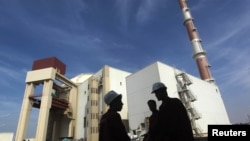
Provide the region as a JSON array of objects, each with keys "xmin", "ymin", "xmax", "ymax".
[{"xmin": 178, "ymin": 0, "xmax": 214, "ymax": 83}]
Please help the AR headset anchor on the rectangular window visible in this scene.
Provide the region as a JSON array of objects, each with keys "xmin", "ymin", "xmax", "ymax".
[{"xmin": 83, "ymin": 117, "xmax": 86, "ymax": 127}]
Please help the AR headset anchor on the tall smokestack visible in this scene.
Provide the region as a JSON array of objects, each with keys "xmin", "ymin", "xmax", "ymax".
[{"xmin": 178, "ymin": 0, "xmax": 214, "ymax": 83}]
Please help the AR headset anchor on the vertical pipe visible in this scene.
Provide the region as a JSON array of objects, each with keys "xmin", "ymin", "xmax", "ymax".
[{"xmin": 178, "ymin": 0, "xmax": 214, "ymax": 83}]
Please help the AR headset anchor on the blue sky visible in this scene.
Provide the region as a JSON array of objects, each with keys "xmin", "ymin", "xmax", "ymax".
[{"xmin": 1, "ymin": 0, "xmax": 250, "ymax": 138}]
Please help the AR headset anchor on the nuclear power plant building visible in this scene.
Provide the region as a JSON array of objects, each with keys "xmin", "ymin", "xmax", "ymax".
[{"xmin": 15, "ymin": 57, "xmax": 230, "ymax": 141}]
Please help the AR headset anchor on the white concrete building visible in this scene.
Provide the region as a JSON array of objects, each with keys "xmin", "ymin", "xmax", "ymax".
[
  {"xmin": 71, "ymin": 65, "xmax": 131, "ymax": 141},
  {"xmin": 126, "ymin": 61, "xmax": 230, "ymax": 137},
  {"xmin": 0, "ymin": 132, "xmax": 14, "ymax": 141},
  {"xmin": 71, "ymin": 61, "xmax": 230, "ymax": 139}
]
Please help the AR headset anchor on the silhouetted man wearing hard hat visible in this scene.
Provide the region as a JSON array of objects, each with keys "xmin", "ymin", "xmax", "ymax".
[
  {"xmin": 99, "ymin": 90, "xmax": 131, "ymax": 141},
  {"xmin": 150, "ymin": 82, "xmax": 194, "ymax": 141}
]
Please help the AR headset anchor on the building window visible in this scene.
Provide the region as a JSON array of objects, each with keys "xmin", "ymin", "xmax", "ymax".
[
  {"xmin": 84, "ymin": 117, "xmax": 86, "ymax": 127},
  {"xmin": 91, "ymin": 127, "xmax": 97, "ymax": 134},
  {"xmin": 91, "ymin": 88, "xmax": 98, "ymax": 94},
  {"xmin": 91, "ymin": 126, "xmax": 98, "ymax": 134}
]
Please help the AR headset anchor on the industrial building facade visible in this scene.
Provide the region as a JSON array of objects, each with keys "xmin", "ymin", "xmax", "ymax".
[
  {"xmin": 126, "ymin": 61, "xmax": 230, "ymax": 137},
  {"xmin": 70, "ymin": 65, "xmax": 131, "ymax": 141},
  {"xmin": 15, "ymin": 57, "xmax": 230, "ymax": 141}
]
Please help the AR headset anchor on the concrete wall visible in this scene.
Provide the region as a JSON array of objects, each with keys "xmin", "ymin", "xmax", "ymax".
[
  {"xmin": 126, "ymin": 61, "xmax": 230, "ymax": 134},
  {"xmin": 71, "ymin": 74, "xmax": 91, "ymax": 140},
  {"xmin": 187, "ymin": 75, "xmax": 230, "ymax": 132},
  {"xmin": 108, "ymin": 67, "xmax": 131, "ymax": 119},
  {"xmin": 0, "ymin": 132, "xmax": 14, "ymax": 141}
]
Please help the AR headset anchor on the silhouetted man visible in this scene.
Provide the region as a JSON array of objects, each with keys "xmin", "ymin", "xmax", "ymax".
[
  {"xmin": 143, "ymin": 99, "xmax": 159, "ymax": 141},
  {"xmin": 99, "ymin": 90, "xmax": 131, "ymax": 141},
  {"xmin": 151, "ymin": 82, "xmax": 194, "ymax": 141}
]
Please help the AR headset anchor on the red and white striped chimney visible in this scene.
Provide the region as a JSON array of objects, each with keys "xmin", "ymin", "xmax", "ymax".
[{"xmin": 178, "ymin": 0, "xmax": 214, "ymax": 83}]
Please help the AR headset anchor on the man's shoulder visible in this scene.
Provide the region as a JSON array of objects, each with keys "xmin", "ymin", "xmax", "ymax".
[
  {"xmin": 169, "ymin": 97, "xmax": 181, "ymax": 102},
  {"xmin": 168, "ymin": 97, "xmax": 184, "ymax": 106},
  {"xmin": 101, "ymin": 110, "xmax": 120, "ymax": 120}
]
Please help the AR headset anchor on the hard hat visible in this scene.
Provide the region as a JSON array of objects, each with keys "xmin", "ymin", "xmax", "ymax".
[
  {"xmin": 104, "ymin": 90, "xmax": 122, "ymax": 105},
  {"xmin": 151, "ymin": 82, "xmax": 167, "ymax": 93}
]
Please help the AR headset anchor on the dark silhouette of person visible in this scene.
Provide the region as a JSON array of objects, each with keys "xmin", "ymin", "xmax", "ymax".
[
  {"xmin": 150, "ymin": 82, "xmax": 194, "ymax": 141},
  {"xmin": 143, "ymin": 99, "xmax": 159, "ymax": 141},
  {"xmin": 99, "ymin": 90, "xmax": 131, "ymax": 141}
]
